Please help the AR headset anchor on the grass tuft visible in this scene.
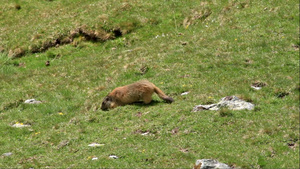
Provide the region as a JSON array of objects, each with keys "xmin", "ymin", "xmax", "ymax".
[{"xmin": 0, "ymin": 0, "xmax": 299, "ymax": 168}]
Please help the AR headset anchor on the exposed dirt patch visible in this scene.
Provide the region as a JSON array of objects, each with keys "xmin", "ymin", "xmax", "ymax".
[
  {"xmin": 7, "ymin": 21, "xmax": 140, "ymax": 58},
  {"xmin": 251, "ymin": 81, "xmax": 267, "ymax": 88},
  {"xmin": 276, "ymin": 91, "xmax": 289, "ymax": 98},
  {"xmin": 0, "ymin": 99, "xmax": 24, "ymax": 112},
  {"xmin": 251, "ymin": 81, "xmax": 267, "ymax": 90},
  {"xmin": 292, "ymin": 44, "xmax": 299, "ymax": 50},
  {"xmin": 222, "ymin": 1, "xmax": 249, "ymax": 13},
  {"xmin": 27, "ymin": 26, "xmax": 115, "ymax": 55},
  {"xmin": 171, "ymin": 127, "xmax": 179, "ymax": 135},
  {"xmin": 183, "ymin": 7, "xmax": 212, "ymax": 28},
  {"xmin": 136, "ymin": 65, "xmax": 149, "ymax": 75},
  {"xmin": 274, "ymin": 89, "xmax": 290, "ymax": 98},
  {"xmin": 8, "ymin": 48, "xmax": 26, "ymax": 58},
  {"xmin": 14, "ymin": 4, "xmax": 21, "ymax": 10}
]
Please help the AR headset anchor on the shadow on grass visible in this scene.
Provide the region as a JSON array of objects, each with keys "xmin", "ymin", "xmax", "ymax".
[{"xmin": 130, "ymin": 100, "xmax": 163, "ymax": 107}]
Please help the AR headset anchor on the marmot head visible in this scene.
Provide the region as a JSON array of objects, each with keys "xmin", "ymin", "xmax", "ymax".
[{"xmin": 101, "ymin": 96, "xmax": 116, "ymax": 111}]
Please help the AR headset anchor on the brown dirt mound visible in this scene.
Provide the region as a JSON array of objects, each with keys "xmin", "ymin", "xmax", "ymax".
[{"xmin": 7, "ymin": 25, "xmax": 130, "ymax": 59}]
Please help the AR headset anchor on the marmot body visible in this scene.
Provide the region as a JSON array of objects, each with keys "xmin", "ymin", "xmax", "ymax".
[{"xmin": 101, "ymin": 80, "xmax": 174, "ymax": 110}]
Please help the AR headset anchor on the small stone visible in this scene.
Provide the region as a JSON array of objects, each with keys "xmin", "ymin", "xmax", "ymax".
[
  {"xmin": 109, "ymin": 155, "xmax": 118, "ymax": 159},
  {"xmin": 141, "ymin": 132, "xmax": 149, "ymax": 136},
  {"xmin": 88, "ymin": 143, "xmax": 105, "ymax": 147},
  {"xmin": 192, "ymin": 104, "xmax": 217, "ymax": 112},
  {"xmin": 24, "ymin": 99, "xmax": 42, "ymax": 104},
  {"xmin": 2, "ymin": 152, "xmax": 13, "ymax": 157},
  {"xmin": 92, "ymin": 157, "xmax": 98, "ymax": 160},
  {"xmin": 193, "ymin": 159, "xmax": 232, "ymax": 169},
  {"xmin": 181, "ymin": 91, "xmax": 190, "ymax": 96},
  {"xmin": 251, "ymin": 81, "xmax": 266, "ymax": 90},
  {"xmin": 251, "ymin": 86, "xmax": 262, "ymax": 90},
  {"xmin": 12, "ymin": 123, "xmax": 31, "ymax": 128}
]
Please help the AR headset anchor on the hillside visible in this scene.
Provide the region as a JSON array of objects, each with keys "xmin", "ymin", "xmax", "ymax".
[{"xmin": 0, "ymin": 0, "xmax": 299, "ymax": 168}]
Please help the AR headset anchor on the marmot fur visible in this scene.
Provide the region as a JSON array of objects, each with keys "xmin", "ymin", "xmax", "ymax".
[{"xmin": 101, "ymin": 80, "xmax": 174, "ymax": 110}]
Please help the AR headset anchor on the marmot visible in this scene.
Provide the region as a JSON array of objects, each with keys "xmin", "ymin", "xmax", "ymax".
[{"xmin": 101, "ymin": 80, "xmax": 174, "ymax": 110}]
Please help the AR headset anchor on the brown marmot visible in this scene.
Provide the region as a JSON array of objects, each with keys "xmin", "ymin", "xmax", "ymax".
[{"xmin": 101, "ymin": 80, "xmax": 174, "ymax": 110}]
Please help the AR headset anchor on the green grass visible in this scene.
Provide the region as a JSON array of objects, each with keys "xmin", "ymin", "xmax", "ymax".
[{"xmin": 0, "ymin": 0, "xmax": 299, "ymax": 168}]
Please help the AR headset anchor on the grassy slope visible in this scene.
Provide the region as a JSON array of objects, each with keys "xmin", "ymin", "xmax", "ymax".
[{"xmin": 0, "ymin": 0, "xmax": 299, "ymax": 168}]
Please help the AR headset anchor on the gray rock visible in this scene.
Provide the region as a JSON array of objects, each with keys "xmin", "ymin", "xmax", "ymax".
[
  {"xmin": 217, "ymin": 96, "xmax": 254, "ymax": 110},
  {"xmin": 2, "ymin": 152, "xmax": 13, "ymax": 157},
  {"xmin": 192, "ymin": 103, "xmax": 218, "ymax": 111},
  {"xmin": 193, "ymin": 159, "xmax": 232, "ymax": 169},
  {"xmin": 192, "ymin": 96, "xmax": 254, "ymax": 112},
  {"xmin": 12, "ymin": 123, "xmax": 31, "ymax": 128},
  {"xmin": 24, "ymin": 99, "xmax": 42, "ymax": 104}
]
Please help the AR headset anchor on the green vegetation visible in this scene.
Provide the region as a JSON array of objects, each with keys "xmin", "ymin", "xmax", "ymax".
[{"xmin": 0, "ymin": 0, "xmax": 299, "ymax": 168}]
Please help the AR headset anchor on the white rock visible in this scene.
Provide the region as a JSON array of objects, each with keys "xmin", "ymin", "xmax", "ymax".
[
  {"xmin": 88, "ymin": 143, "xmax": 105, "ymax": 147},
  {"xmin": 109, "ymin": 155, "xmax": 119, "ymax": 159},
  {"xmin": 12, "ymin": 123, "xmax": 31, "ymax": 128},
  {"xmin": 218, "ymin": 96, "xmax": 254, "ymax": 110},
  {"xmin": 92, "ymin": 157, "xmax": 98, "ymax": 160},
  {"xmin": 181, "ymin": 91, "xmax": 190, "ymax": 96},
  {"xmin": 141, "ymin": 132, "xmax": 149, "ymax": 136},
  {"xmin": 192, "ymin": 104, "xmax": 217, "ymax": 111},
  {"xmin": 251, "ymin": 86, "xmax": 262, "ymax": 90},
  {"xmin": 2, "ymin": 152, "xmax": 13, "ymax": 157},
  {"xmin": 193, "ymin": 159, "xmax": 232, "ymax": 169},
  {"xmin": 192, "ymin": 96, "xmax": 254, "ymax": 112},
  {"xmin": 24, "ymin": 99, "xmax": 42, "ymax": 104}
]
